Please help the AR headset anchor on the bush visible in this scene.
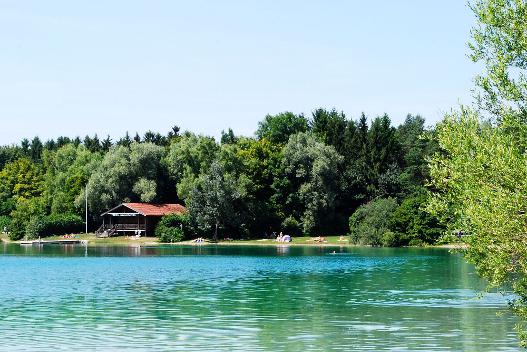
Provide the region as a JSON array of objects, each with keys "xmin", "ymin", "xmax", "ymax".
[
  {"xmin": 20, "ymin": 213, "xmax": 84, "ymax": 240},
  {"xmin": 9, "ymin": 197, "xmax": 46, "ymax": 240},
  {"xmin": 40, "ymin": 213, "xmax": 84, "ymax": 237},
  {"xmin": 349, "ymin": 198, "xmax": 398, "ymax": 246},
  {"xmin": 282, "ymin": 216, "xmax": 301, "ymax": 236},
  {"xmin": 391, "ymin": 193, "xmax": 444, "ymax": 245},
  {"xmin": 156, "ymin": 213, "xmax": 190, "ymax": 243},
  {"xmin": 0, "ymin": 216, "xmax": 11, "ymax": 233},
  {"xmin": 25, "ymin": 216, "xmax": 46, "ymax": 239},
  {"xmin": 9, "ymin": 217, "xmax": 26, "ymax": 241},
  {"xmin": 436, "ymin": 233, "xmax": 460, "ymax": 245},
  {"xmin": 381, "ymin": 231, "xmax": 400, "ymax": 247}
]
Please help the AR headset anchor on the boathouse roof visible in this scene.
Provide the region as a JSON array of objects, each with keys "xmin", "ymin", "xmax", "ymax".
[{"xmin": 101, "ymin": 203, "xmax": 186, "ymax": 217}]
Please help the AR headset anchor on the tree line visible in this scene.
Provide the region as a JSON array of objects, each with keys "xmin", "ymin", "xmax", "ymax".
[{"xmin": 0, "ymin": 109, "xmax": 443, "ymax": 244}]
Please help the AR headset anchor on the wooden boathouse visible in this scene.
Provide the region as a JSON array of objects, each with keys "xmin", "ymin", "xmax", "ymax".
[{"xmin": 97, "ymin": 203, "xmax": 186, "ymax": 237}]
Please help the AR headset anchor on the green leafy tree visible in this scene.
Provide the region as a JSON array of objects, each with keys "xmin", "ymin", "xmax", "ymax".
[
  {"xmin": 155, "ymin": 213, "xmax": 190, "ymax": 243},
  {"xmin": 165, "ymin": 133, "xmax": 219, "ymax": 202},
  {"xmin": 469, "ymin": 0, "xmax": 527, "ymax": 118},
  {"xmin": 349, "ymin": 198, "xmax": 398, "ymax": 246},
  {"xmin": 280, "ymin": 133, "xmax": 342, "ymax": 234},
  {"xmin": 256, "ymin": 112, "xmax": 308, "ymax": 144},
  {"xmin": 9, "ymin": 197, "xmax": 46, "ymax": 240},
  {"xmin": 428, "ymin": 109, "xmax": 527, "ymax": 344},
  {"xmin": 219, "ymin": 137, "xmax": 283, "ymax": 236},
  {"xmin": 0, "ymin": 158, "xmax": 43, "ymax": 215},
  {"xmin": 391, "ymin": 192, "xmax": 444, "ymax": 246},
  {"xmin": 83, "ymin": 143, "xmax": 166, "ymax": 216},
  {"xmin": 42, "ymin": 144, "xmax": 101, "ymax": 215},
  {"xmin": 188, "ymin": 161, "xmax": 244, "ymax": 241},
  {"xmin": 428, "ymin": 1, "xmax": 527, "ymax": 344}
]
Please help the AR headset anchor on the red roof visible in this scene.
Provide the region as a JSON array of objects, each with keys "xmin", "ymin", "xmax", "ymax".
[{"xmin": 123, "ymin": 203, "xmax": 186, "ymax": 216}]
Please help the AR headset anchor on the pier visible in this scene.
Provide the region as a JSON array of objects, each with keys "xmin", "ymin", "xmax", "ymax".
[{"xmin": 19, "ymin": 240, "xmax": 88, "ymax": 245}]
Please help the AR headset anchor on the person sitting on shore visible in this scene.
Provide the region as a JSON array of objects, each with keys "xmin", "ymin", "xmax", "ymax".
[{"xmin": 276, "ymin": 232, "xmax": 283, "ymax": 242}]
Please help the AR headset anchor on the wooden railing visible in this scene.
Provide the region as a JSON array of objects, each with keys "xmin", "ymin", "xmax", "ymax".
[{"xmin": 96, "ymin": 224, "xmax": 145, "ymax": 237}]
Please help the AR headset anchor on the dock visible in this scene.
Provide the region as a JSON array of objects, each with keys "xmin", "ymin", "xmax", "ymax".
[{"xmin": 19, "ymin": 239, "xmax": 88, "ymax": 245}]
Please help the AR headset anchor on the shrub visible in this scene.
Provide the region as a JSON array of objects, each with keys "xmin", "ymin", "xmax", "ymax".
[
  {"xmin": 349, "ymin": 198, "xmax": 398, "ymax": 246},
  {"xmin": 18, "ymin": 213, "xmax": 84, "ymax": 240},
  {"xmin": 8, "ymin": 217, "xmax": 26, "ymax": 241},
  {"xmin": 436, "ymin": 233, "xmax": 460, "ymax": 245},
  {"xmin": 391, "ymin": 193, "xmax": 444, "ymax": 245},
  {"xmin": 156, "ymin": 213, "xmax": 190, "ymax": 243},
  {"xmin": 25, "ymin": 216, "xmax": 46, "ymax": 239},
  {"xmin": 9, "ymin": 197, "xmax": 46, "ymax": 240},
  {"xmin": 381, "ymin": 231, "xmax": 399, "ymax": 247},
  {"xmin": 282, "ymin": 216, "xmax": 301, "ymax": 236},
  {"xmin": 0, "ymin": 216, "xmax": 11, "ymax": 233},
  {"xmin": 40, "ymin": 213, "xmax": 84, "ymax": 237}
]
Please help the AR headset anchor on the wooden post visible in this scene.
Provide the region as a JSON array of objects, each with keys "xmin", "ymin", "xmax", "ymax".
[{"xmin": 214, "ymin": 222, "xmax": 218, "ymax": 242}]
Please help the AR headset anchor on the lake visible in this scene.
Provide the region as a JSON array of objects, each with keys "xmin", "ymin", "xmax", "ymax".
[{"xmin": 0, "ymin": 244, "xmax": 520, "ymax": 351}]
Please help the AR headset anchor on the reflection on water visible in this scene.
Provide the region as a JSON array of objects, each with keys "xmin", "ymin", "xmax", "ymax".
[{"xmin": 0, "ymin": 243, "xmax": 520, "ymax": 351}]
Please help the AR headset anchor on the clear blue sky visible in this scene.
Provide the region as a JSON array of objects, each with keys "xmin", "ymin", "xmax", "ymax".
[{"xmin": 0, "ymin": 1, "xmax": 477, "ymax": 144}]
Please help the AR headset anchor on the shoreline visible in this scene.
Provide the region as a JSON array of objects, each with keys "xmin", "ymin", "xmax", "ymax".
[{"xmin": 1, "ymin": 233, "xmax": 467, "ymax": 249}]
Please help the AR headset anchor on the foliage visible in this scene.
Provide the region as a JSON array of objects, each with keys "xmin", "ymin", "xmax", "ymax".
[
  {"xmin": 84, "ymin": 143, "xmax": 166, "ymax": 216},
  {"xmin": 280, "ymin": 132, "xmax": 342, "ymax": 234},
  {"xmin": 349, "ymin": 198, "xmax": 398, "ymax": 246},
  {"xmin": 42, "ymin": 144, "xmax": 100, "ymax": 215},
  {"xmin": 281, "ymin": 216, "xmax": 301, "ymax": 236},
  {"xmin": 219, "ymin": 137, "xmax": 282, "ymax": 236},
  {"xmin": 424, "ymin": 2, "xmax": 527, "ymax": 343},
  {"xmin": 165, "ymin": 133, "xmax": 219, "ymax": 202},
  {"xmin": 256, "ymin": 112, "xmax": 308, "ymax": 144},
  {"xmin": 469, "ymin": 0, "xmax": 527, "ymax": 118},
  {"xmin": 9, "ymin": 197, "xmax": 46, "ymax": 240},
  {"xmin": 155, "ymin": 213, "xmax": 190, "ymax": 243},
  {"xmin": 23, "ymin": 213, "xmax": 84, "ymax": 240},
  {"xmin": 428, "ymin": 108, "xmax": 527, "ymax": 344},
  {"xmin": 391, "ymin": 192, "xmax": 444, "ymax": 246},
  {"xmin": 0, "ymin": 158, "xmax": 43, "ymax": 209},
  {"xmin": 0, "ymin": 108, "xmax": 439, "ymax": 244},
  {"xmin": 188, "ymin": 161, "xmax": 244, "ymax": 241},
  {"xmin": 0, "ymin": 216, "xmax": 11, "ymax": 233}
]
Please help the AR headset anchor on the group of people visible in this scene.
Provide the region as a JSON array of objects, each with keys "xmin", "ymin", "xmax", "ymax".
[{"xmin": 275, "ymin": 232, "xmax": 292, "ymax": 243}]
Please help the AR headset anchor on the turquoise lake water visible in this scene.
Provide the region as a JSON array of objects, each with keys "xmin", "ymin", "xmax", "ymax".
[{"xmin": 0, "ymin": 244, "xmax": 520, "ymax": 351}]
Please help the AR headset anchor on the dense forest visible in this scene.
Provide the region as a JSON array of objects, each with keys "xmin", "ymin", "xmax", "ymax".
[{"xmin": 0, "ymin": 109, "xmax": 443, "ymax": 244}]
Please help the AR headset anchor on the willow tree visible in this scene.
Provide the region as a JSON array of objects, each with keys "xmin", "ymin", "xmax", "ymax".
[
  {"xmin": 429, "ymin": 0, "xmax": 527, "ymax": 344},
  {"xmin": 188, "ymin": 161, "xmax": 243, "ymax": 241},
  {"xmin": 469, "ymin": 0, "xmax": 527, "ymax": 118},
  {"xmin": 429, "ymin": 109, "xmax": 527, "ymax": 344}
]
